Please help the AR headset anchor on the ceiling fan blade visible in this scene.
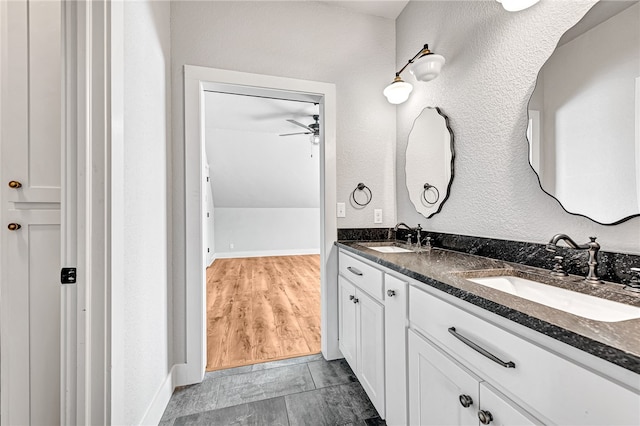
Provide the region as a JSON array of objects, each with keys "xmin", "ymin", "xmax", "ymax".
[
  {"xmin": 279, "ymin": 132, "xmax": 312, "ymax": 136},
  {"xmin": 286, "ymin": 119, "xmax": 313, "ymax": 132}
]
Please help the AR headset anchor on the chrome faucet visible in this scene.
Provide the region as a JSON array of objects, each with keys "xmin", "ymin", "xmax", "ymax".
[
  {"xmin": 546, "ymin": 234, "xmax": 601, "ymax": 283},
  {"xmin": 388, "ymin": 222, "xmax": 415, "ymax": 240}
]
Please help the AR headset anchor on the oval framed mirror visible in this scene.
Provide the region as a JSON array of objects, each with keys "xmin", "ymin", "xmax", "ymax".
[
  {"xmin": 527, "ymin": 1, "xmax": 640, "ymax": 225},
  {"xmin": 405, "ymin": 107, "xmax": 454, "ymax": 219}
]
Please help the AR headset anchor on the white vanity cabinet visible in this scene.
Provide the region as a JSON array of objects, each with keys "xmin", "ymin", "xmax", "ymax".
[
  {"xmin": 408, "ymin": 284, "xmax": 640, "ymax": 426},
  {"xmin": 408, "ymin": 329, "xmax": 539, "ymax": 426},
  {"xmin": 338, "ymin": 251, "xmax": 386, "ymax": 418},
  {"xmin": 337, "ymin": 247, "xmax": 640, "ymax": 426}
]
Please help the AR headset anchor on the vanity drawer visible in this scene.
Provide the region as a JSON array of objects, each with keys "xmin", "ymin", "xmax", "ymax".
[
  {"xmin": 338, "ymin": 251, "xmax": 384, "ymax": 301},
  {"xmin": 408, "ymin": 285, "xmax": 640, "ymax": 426}
]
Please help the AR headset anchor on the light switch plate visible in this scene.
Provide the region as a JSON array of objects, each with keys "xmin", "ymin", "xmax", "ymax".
[
  {"xmin": 374, "ymin": 209, "xmax": 382, "ymax": 224},
  {"xmin": 337, "ymin": 202, "xmax": 346, "ymax": 218}
]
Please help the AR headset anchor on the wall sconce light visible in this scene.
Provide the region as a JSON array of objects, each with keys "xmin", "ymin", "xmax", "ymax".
[
  {"xmin": 383, "ymin": 44, "xmax": 445, "ymax": 105},
  {"xmin": 497, "ymin": 0, "xmax": 540, "ymax": 12}
]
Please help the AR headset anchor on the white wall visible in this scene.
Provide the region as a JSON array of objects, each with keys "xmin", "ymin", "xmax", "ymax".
[
  {"xmin": 214, "ymin": 208, "xmax": 320, "ymax": 257},
  {"xmin": 206, "ymin": 127, "xmax": 320, "ymax": 256},
  {"xmin": 395, "ymin": 0, "xmax": 640, "ymax": 255},
  {"xmin": 117, "ymin": 1, "xmax": 171, "ymax": 424},
  {"xmin": 171, "ymin": 0, "xmax": 395, "ymax": 361}
]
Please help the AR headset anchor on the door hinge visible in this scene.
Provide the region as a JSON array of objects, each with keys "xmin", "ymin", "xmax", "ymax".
[
  {"xmin": 207, "ymin": 248, "xmax": 210, "ymax": 253},
  {"xmin": 207, "ymin": 212, "xmax": 210, "ymax": 217},
  {"xmin": 61, "ymin": 267, "xmax": 77, "ymax": 284}
]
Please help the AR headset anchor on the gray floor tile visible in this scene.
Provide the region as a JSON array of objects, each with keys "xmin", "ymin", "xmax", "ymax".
[
  {"xmin": 307, "ymin": 358, "xmax": 357, "ymax": 388},
  {"xmin": 342, "ymin": 418, "xmax": 387, "ymax": 426},
  {"xmin": 251, "ymin": 353, "xmax": 324, "ymax": 371},
  {"xmin": 215, "ymin": 363, "xmax": 316, "ymax": 409},
  {"xmin": 173, "ymin": 397, "xmax": 289, "ymax": 426},
  {"xmin": 204, "ymin": 364, "xmax": 253, "ymax": 380},
  {"xmin": 160, "ymin": 376, "xmax": 221, "ymax": 422},
  {"xmin": 285, "ymin": 382, "xmax": 379, "ymax": 425}
]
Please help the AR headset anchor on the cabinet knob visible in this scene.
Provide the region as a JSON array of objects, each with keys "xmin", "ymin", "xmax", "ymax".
[
  {"xmin": 387, "ymin": 290, "xmax": 396, "ymax": 297},
  {"xmin": 8, "ymin": 180, "xmax": 22, "ymax": 189},
  {"xmin": 478, "ymin": 410, "xmax": 493, "ymax": 425},
  {"xmin": 459, "ymin": 394, "xmax": 473, "ymax": 408},
  {"xmin": 8, "ymin": 223, "xmax": 21, "ymax": 231},
  {"xmin": 352, "ymin": 298, "xmax": 359, "ymax": 304},
  {"xmin": 349, "ymin": 295, "xmax": 355, "ymax": 301}
]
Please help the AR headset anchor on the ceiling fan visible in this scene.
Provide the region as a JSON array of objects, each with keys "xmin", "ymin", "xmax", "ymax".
[{"xmin": 280, "ymin": 114, "xmax": 320, "ymax": 144}]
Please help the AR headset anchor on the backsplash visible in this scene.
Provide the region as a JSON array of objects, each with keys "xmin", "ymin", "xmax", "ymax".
[{"xmin": 337, "ymin": 228, "xmax": 640, "ymax": 286}]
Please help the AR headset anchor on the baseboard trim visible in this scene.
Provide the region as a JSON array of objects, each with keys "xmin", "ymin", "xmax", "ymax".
[
  {"xmin": 215, "ymin": 249, "xmax": 320, "ymax": 259},
  {"xmin": 139, "ymin": 364, "xmax": 180, "ymax": 425}
]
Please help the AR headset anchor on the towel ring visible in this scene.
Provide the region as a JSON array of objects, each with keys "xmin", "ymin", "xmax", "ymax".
[
  {"xmin": 351, "ymin": 183, "xmax": 372, "ymax": 207},
  {"xmin": 422, "ymin": 183, "xmax": 440, "ymax": 205}
]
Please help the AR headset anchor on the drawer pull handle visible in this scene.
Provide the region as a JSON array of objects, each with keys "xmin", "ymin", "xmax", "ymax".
[
  {"xmin": 353, "ymin": 298, "xmax": 359, "ymax": 304},
  {"xmin": 448, "ymin": 327, "xmax": 516, "ymax": 369},
  {"xmin": 387, "ymin": 290, "xmax": 396, "ymax": 297},
  {"xmin": 459, "ymin": 394, "xmax": 473, "ymax": 408},
  {"xmin": 478, "ymin": 410, "xmax": 493, "ymax": 425},
  {"xmin": 347, "ymin": 266, "xmax": 363, "ymax": 276}
]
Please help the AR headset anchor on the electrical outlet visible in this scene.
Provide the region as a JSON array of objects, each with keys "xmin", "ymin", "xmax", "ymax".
[
  {"xmin": 374, "ymin": 209, "xmax": 383, "ymax": 224},
  {"xmin": 337, "ymin": 202, "xmax": 346, "ymax": 218}
]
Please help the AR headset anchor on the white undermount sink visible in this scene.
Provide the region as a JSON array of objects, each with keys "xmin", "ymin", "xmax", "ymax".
[
  {"xmin": 365, "ymin": 245, "xmax": 413, "ymax": 253},
  {"xmin": 467, "ymin": 275, "xmax": 640, "ymax": 323}
]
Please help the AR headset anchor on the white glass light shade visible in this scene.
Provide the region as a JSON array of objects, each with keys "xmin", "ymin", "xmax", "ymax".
[
  {"xmin": 497, "ymin": 0, "xmax": 540, "ymax": 12},
  {"xmin": 409, "ymin": 54, "xmax": 445, "ymax": 82},
  {"xmin": 310, "ymin": 134, "xmax": 320, "ymax": 144},
  {"xmin": 383, "ymin": 80, "xmax": 413, "ymax": 104}
]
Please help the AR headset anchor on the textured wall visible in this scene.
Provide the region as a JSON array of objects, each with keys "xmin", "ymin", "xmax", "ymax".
[
  {"xmin": 395, "ymin": 0, "xmax": 640, "ymax": 255},
  {"xmin": 120, "ymin": 1, "xmax": 171, "ymax": 424}
]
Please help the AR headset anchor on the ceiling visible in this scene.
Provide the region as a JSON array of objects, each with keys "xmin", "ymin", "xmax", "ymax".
[
  {"xmin": 205, "ymin": 91, "xmax": 319, "ymax": 135},
  {"xmin": 318, "ymin": 0, "xmax": 409, "ymax": 19}
]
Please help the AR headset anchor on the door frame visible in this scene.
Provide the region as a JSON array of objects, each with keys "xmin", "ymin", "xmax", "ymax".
[{"xmin": 181, "ymin": 65, "xmax": 339, "ymax": 385}]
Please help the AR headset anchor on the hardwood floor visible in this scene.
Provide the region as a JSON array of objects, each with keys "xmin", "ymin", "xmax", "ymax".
[{"xmin": 206, "ymin": 255, "xmax": 321, "ymax": 371}]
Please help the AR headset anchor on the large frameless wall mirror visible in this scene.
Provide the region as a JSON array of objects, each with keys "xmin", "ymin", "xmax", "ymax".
[
  {"xmin": 405, "ymin": 107, "xmax": 454, "ymax": 218},
  {"xmin": 527, "ymin": 0, "xmax": 640, "ymax": 225}
]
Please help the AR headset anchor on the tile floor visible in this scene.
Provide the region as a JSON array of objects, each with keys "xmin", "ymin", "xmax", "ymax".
[{"xmin": 160, "ymin": 354, "xmax": 386, "ymax": 425}]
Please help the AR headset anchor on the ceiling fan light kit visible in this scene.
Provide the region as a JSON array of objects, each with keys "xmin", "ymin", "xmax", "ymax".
[{"xmin": 384, "ymin": 44, "xmax": 445, "ymax": 105}]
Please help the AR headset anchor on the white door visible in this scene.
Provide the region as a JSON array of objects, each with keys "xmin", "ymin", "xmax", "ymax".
[
  {"xmin": 478, "ymin": 383, "xmax": 540, "ymax": 426},
  {"xmin": 357, "ymin": 289, "xmax": 385, "ymax": 418},
  {"xmin": 408, "ymin": 329, "xmax": 480, "ymax": 426},
  {"xmin": 338, "ymin": 277, "xmax": 357, "ymax": 369},
  {"xmin": 0, "ymin": 0, "xmax": 62, "ymax": 424}
]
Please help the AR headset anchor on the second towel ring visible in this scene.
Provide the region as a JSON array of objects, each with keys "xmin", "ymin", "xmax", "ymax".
[
  {"xmin": 351, "ymin": 183, "xmax": 372, "ymax": 207},
  {"xmin": 422, "ymin": 183, "xmax": 440, "ymax": 205}
]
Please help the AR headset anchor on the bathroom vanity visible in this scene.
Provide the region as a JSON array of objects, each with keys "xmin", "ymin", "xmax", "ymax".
[{"xmin": 336, "ymin": 241, "xmax": 640, "ymax": 425}]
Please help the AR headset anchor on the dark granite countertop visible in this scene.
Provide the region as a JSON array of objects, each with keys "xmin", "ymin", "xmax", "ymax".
[{"xmin": 337, "ymin": 240, "xmax": 640, "ymax": 374}]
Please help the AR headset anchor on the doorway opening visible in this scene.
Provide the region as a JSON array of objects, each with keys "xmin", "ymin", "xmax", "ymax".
[
  {"xmin": 183, "ymin": 66, "xmax": 339, "ymax": 385},
  {"xmin": 203, "ymin": 92, "xmax": 322, "ymax": 370}
]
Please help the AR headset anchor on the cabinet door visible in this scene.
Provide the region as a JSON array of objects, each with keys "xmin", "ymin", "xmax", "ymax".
[
  {"xmin": 385, "ymin": 275, "xmax": 408, "ymax": 426},
  {"xmin": 409, "ymin": 329, "xmax": 479, "ymax": 426},
  {"xmin": 1, "ymin": 1, "xmax": 62, "ymax": 424},
  {"xmin": 338, "ymin": 277, "xmax": 358, "ymax": 369},
  {"xmin": 358, "ymin": 289, "xmax": 385, "ymax": 418},
  {"xmin": 479, "ymin": 383, "xmax": 540, "ymax": 426}
]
